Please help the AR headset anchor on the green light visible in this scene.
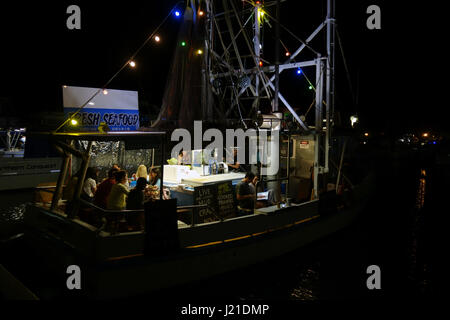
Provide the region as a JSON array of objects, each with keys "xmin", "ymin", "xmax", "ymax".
[
  {"xmin": 181, "ymin": 41, "xmax": 186, "ymax": 47},
  {"xmin": 308, "ymin": 85, "xmax": 313, "ymax": 90}
]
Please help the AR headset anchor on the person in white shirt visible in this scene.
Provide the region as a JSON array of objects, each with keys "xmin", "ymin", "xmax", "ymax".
[{"xmin": 82, "ymin": 167, "xmax": 98, "ymax": 202}]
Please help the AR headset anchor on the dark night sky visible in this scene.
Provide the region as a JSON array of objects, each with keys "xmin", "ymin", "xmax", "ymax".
[{"xmin": 0, "ymin": 1, "xmax": 445, "ymax": 134}]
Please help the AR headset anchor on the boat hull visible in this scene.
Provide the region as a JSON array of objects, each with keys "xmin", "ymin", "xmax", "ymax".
[{"xmin": 22, "ymin": 173, "xmax": 374, "ymax": 299}]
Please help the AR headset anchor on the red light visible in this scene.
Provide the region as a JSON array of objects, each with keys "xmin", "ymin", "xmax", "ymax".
[
  {"xmin": 256, "ymin": 1, "xmax": 260, "ymax": 4},
  {"xmin": 259, "ymin": 61, "xmax": 263, "ymax": 67}
]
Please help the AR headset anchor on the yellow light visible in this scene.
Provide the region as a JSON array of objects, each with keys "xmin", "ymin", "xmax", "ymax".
[
  {"xmin": 103, "ymin": 89, "xmax": 108, "ymax": 95},
  {"xmin": 422, "ymin": 133, "xmax": 429, "ymax": 138},
  {"xmin": 129, "ymin": 61, "xmax": 136, "ymax": 67},
  {"xmin": 364, "ymin": 132, "xmax": 369, "ymax": 137},
  {"xmin": 197, "ymin": 49, "xmax": 203, "ymax": 55},
  {"xmin": 154, "ymin": 35, "xmax": 161, "ymax": 42},
  {"xmin": 70, "ymin": 119, "xmax": 78, "ymax": 126}
]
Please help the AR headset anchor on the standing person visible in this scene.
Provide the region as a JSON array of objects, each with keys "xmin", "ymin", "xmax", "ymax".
[
  {"xmin": 94, "ymin": 167, "xmax": 118, "ymax": 208},
  {"xmin": 82, "ymin": 167, "xmax": 98, "ymax": 202},
  {"xmin": 235, "ymin": 171, "xmax": 256, "ymax": 216},
  {"xmin": 226, "ymin": 148, "xmax": 246, "ymax": 172},
  {"xmin": 107, "ymin": 170, "xmax": 129, "ymax": 210}
]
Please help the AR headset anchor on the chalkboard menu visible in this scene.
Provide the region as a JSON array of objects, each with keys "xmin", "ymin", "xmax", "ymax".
[{"xmin": 193, "ymin": 181, "xmax": 236, "ymax": 224}]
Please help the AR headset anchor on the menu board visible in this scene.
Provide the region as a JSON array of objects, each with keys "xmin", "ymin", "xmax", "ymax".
[{"xmin": 193, "ymin": 181, "xmax": 236, "ymax": 224}]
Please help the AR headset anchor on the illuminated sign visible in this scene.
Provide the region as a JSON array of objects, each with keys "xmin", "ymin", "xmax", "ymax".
[{"xmin": 62, "ymin": 86, "xmax": 139, "ymax": 131}]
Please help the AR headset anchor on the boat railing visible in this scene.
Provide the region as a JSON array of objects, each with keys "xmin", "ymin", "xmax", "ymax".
[{"xmin": 77, "ymin": 198, "xmax": 210, "ymax": 234}]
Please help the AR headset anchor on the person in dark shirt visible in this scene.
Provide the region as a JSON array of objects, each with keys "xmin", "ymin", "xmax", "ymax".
[
  {"xmin": 126, "ymin": 177, "xmax": 147, "ymax": 229},
  {"xmin": 94, "ymin": 167, "xmax": 118, "ymax": 208},
  {"xmin": 236, "ymin": 171, "xmax": 256, "ymax": 216}
]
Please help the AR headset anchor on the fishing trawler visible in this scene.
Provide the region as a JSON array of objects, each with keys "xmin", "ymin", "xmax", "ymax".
[
  {"xmin": 20, "ymin": 0, "xmax": 375, "ymax": 299},
  {"xmin": 0, "ymin": 128, "xmax": 61, "ymax": 191}
]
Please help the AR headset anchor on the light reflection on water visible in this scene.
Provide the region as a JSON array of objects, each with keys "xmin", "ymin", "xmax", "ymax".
[{"xmin": 416, "ymin": 169, "xmax": 426, "ymax": 209}]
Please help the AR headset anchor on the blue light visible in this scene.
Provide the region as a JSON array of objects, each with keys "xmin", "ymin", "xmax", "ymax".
[
  {"xmin": 433, "ymin": 141, "xmax": 437, "ymax": 145},
  {"xmin": 174, "ymin": 10, "xmax": 181, "ymax": 17},
  {"xmin": 296, "ymin": 68, "xmax": 302, "ymax": 75}
]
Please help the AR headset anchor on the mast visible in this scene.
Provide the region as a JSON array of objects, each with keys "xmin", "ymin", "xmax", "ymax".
[{"xmin": 325, "ymin": 0, "xmax": 335, "ymax": 176}]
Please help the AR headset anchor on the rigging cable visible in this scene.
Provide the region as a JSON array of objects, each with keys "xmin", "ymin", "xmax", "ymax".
[{"xmin": 336, "ymin": 27, "xmax": 357, "ymax": 113}]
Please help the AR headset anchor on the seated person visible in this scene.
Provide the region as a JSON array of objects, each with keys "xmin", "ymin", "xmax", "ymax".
[
  {"xmin": 149, "ymin": 167, "xmax": 161, "ymax": 188},
  {"xmin": 81, "ymin": 167, "xmax": 98, "ymax": 202},
  {"xmin": 126, "ymin": 177, "xmax": 147, "ymax": 229},
  {"xmin": 94, "ymin": 167, "xmax": 118, "ymax": 208},
  {"xmin": 236, "ymin": 171, "xmax": 256, "ymax": 216},
  {"xmin": 145, "ymin": 167, "xmax": 171, "ymax": 200},
  {"xmin": 133, "ymin": 164, "xmax": 148, "ymax": 182},
  {"xmin": 107, "ymin": 170, "xmax": 129, "ymax": 210},
  {"xmin": 127, "ymin": 177, "xmax": 147, "ymax": 210}
]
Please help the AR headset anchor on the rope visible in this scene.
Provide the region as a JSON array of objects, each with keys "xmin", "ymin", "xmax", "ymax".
[{"xmin": 336, "ymin": 27, "xmax": 356, "ymax": 111}]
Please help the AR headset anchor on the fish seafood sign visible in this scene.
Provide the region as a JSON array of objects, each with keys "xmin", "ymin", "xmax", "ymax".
[{"xmin": 62, "ymin": 86, "xmax": 139, "ymax": 131}]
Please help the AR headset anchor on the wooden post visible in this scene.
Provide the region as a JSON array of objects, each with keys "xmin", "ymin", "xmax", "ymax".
[
  {"xmin": 50, "ymin": 151, "xmax": 71, "ymax": 211},
  {"xmin": 69, "ymin": 141, "xmax": 93, "ymax": 219}
]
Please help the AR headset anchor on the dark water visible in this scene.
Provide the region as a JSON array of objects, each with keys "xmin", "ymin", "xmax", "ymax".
[{"xmin": 0, "ymin": 142, "xmax": 444, "ymax": 301}]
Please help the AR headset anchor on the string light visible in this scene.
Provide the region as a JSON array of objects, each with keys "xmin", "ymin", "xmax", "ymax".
[
  {"xmin": 197, "ymin": 49, "xmax": 203, "ymax": 55},
  {"xmin": 129, "ymin": 61, "xmax": 136, "ymax": 68},
  {"xmin": 70, "ymin": 119, "xmax": 78, "ymax": 126},
  {"xmin": 296, "ymin": 68, "xmax": 302, "ymax": 75},
  {"xmin": 181, "ymin": 41, "xmax": 186, "ymax": 47},
  {"xmin": 54, "ymin": 3, "xmax": 186, "ymax": 133},
  {"xmin": 154, "ymin": 35, "xmax": 161, "ymax": 42},
  {"xmin": 285, "ymin": 52, "xmax": 290, "ymax": 57},
  {"xmin": 199, "ymin": 10, "xmax": 204, "ymax": 16},
  {"xmin": 259, "ymin": 61, "xmax": 263, "ymax": 67}
]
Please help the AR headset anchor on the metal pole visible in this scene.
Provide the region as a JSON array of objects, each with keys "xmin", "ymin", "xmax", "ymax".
[
  {"xmin": 286, "ymin": 134, "xmax": 290, "ymax": 200},
  {"xmin": 273, "ymin": 0, "xmax": 280, "ymax": 113},
  {"xmin": 325, "ymin": 0, "xmax": 335, "ymax": 176},
  {"xmin": 51, "ymin": 150, "xmax": 71, "ymax": 211},
  {"xmin": 160, "ymin": 138, "xmax": 165, "ymax": 200},
  {"xmin": 336, "ymin": 138, "xmax": 347, "ymax": 194},
  {"xmin": 313, "ymin": 56, "xmax": 323, "ymax": 199},
  {"xmin": 254, "ymin": 2, "xmax": 261, "ymax": 101}
]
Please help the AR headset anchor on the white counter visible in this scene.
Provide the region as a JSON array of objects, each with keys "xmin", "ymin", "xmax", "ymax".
[{"xmin": 181, "ymin": 172, "xmax": 245, "ymax": 187}]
